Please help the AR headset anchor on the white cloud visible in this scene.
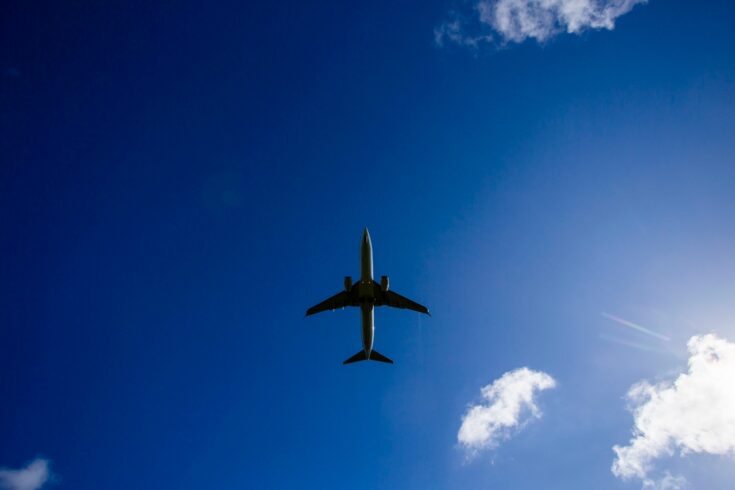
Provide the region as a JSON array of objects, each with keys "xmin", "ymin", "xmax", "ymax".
[
  {"xmin": 436, "ymin": 0, "xmax": 647, "ymax": 46},
  {"xmin": 0, "ymin": 459, "xmax": 51, "ymax": 490},
  {"xmin": 458, "ymin": 367, "xmax": 556, "ymax": 454},
  {"xmin": 612, "ymin": 334, "xmax": 735, "ymax": 487}
]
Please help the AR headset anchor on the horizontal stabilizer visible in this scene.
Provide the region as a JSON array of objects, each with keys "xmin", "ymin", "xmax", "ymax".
[
  {"xmin": 342, "ymin": 349, "xmax": 394, "ymax": 365},
  {"xmin": 368, "ymin": 350, "xmax": 393, "ymax": 364},
  {"xmin": 343, "ymin": 350, "xmax": 368, "ymax": 365}
]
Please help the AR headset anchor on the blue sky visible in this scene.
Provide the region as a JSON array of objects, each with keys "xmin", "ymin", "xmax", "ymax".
[{"xmin": 2, "ymin": 1, "xmax": 735, "ymax": 489}]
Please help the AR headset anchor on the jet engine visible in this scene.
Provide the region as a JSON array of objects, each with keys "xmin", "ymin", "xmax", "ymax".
[
  {"xmin": 344, "ymin": 276, "xmax": 353, "ymax": 291},
  {"xmin": 380, "ymin": 275, "xmax": 389, "ymax": 292}
]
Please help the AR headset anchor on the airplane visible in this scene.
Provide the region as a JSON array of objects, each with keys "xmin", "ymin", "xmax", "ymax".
[{"xmin": 306, "ymin": 228, "xmax": 430, "ymax": 365}]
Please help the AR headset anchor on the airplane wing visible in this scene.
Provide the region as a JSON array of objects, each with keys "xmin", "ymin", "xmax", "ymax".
[
  {"xmin": 306, "ymin": 291, "xmax": 355, "ymax": 316},
  {"xmin": 377, "ymin": 290, "xmax": 430, "ymax": 316}
]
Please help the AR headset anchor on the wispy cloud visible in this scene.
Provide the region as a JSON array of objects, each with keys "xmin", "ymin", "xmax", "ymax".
[
  {"xmin": 612, "ymin": 334, "xmax": 735, "ymax": 488},
  {"xmin": 436, "ymin": 0, "xmax": 648, "ymax": 47},
  {"xmin": 458, "ymin": 367, "xmax": 556, "ymax": 456},
  {"xmin": 642, "ymin": 473, "xmax": 688, "ymax": 490},
  {"xmin": 602, "ymin": 312, "xmax": 670, "ymax": 341},
  {"xmin": 0, "ymin": 459, "xmax": 51, "ymax": 490}
]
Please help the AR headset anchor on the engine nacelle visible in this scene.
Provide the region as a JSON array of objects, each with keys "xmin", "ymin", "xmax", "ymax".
[
  {"xmin": 344, "ymin": 276, "xmax": 353, "ymax": 291},
  {"xmin": 380, "ymin": 275, "xmax": 389, "ymax": 292}
]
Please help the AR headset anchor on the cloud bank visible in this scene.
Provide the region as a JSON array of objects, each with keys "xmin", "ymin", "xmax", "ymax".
[
  {"xmin": 436, "ymin": 0, "xmax": 647, "ymax": 46},
  {"xmin": 612, "ymin": 334, "xmax": 735, "ymax": 487},
  {"xmin": 0, "ymin": 459, "xmax": 50, "ymax": 490},
  {"xmin": 458, "ymin": 367, "xmax": 556, "ymax": 454}
]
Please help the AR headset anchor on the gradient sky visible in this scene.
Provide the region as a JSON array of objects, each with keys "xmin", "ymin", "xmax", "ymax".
[{"xmin": 2, "ymin": 1, "xmax": 735, "ymax": 489}]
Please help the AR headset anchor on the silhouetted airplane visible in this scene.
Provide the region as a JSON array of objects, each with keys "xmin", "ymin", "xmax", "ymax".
[{"xmin": 306, "ymin": 228, "xmax": 430, "ymax": 364}]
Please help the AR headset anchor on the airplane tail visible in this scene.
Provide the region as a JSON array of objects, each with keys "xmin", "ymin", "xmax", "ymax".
[{"xmin": 343, "ymin": 349, "xmax": 394, "ymax": 365}]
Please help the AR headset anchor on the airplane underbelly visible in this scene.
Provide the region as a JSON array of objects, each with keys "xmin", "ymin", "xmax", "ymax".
[
  {"xmin": 358, "ymin": 281, "xmax": 373, "ymax": 299},
  {"xmin": 361, "ymin": 305, "xmax": 374, "ymax": 352}
]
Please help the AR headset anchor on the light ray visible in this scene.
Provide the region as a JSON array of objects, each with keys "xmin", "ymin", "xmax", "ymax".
[{"xmin": 602, "ymin": 312, "xmax": 671, "ymax": 341}]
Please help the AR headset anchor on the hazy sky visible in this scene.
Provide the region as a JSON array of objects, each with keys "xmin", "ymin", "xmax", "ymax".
[{"xmin": 2, "ymin": 1, "xmax": 735, "ymax": 489}]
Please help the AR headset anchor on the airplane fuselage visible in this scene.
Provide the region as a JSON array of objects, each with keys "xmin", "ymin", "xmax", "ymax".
[{"xmin": 359, "ymin": 229, "xmax": 375, "ymax": 358}]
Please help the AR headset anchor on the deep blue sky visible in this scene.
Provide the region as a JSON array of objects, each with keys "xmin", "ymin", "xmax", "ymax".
[{"xmin": 2, "ymin": 1, "xmax": 735, "ymax": 488}]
